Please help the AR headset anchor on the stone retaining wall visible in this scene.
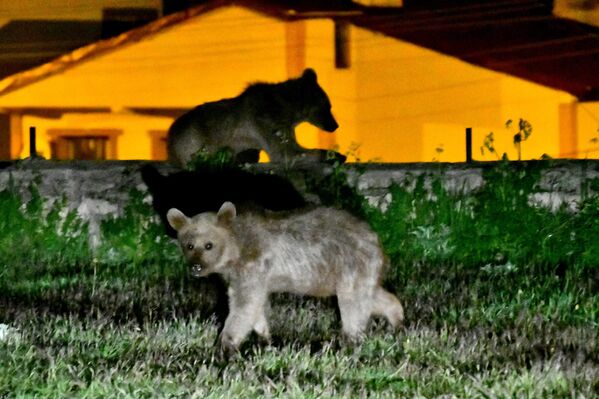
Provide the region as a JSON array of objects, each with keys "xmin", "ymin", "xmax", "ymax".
[{"xmin": 1, "ymin": 159, "xmax": 597, "ymax": 246}]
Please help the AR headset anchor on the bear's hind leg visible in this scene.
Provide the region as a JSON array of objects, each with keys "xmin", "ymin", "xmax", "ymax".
[
  {"xmin": 372, "ymin": 287, "xmax": 404, "ymax": 329},
  {"xmin": 253, "ymin": 301, "xmax": 271, "ymax": 343}
]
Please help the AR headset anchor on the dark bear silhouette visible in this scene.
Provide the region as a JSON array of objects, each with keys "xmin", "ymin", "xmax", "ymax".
[
  {"xmin": 140, "ymin": 164, "xmax": 306, "ymax": 238},
  {"xmin": 167, "ymin": 68, "xmax": 345, "ymax": 167}
]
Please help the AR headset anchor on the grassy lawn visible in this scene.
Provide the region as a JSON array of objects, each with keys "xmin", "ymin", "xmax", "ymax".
[{"xmin": 1, "ymin": 162, "xmax": 598, "ymax": 398}]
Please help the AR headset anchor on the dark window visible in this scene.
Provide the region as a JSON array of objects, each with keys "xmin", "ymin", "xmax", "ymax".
[
  {"xmin": 51, "ymin": 136, "xmax": 108, "ymax": 160},
  {"xmin": 335, "ymin": 21, "xmax": 351, "ymax": 69},
  {"xmin": 48, "ymin": 128, "xmax": 121, "ymax": 160}
]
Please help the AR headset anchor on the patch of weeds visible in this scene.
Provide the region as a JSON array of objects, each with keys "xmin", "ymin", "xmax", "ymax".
[
  {"xmin": 453, "ymin": 160, "xmax": 546, "ymax": 264},
  {"xmin": 0, "ymin": 182, "xmax": 92, "ymax": 314},
  {"xmin": 409, "ymin": 224, "xmax": 455, "ymax": 261},
  {"xmin": 98, "ymin": 188, "xmax": 179, "ymax": 268},
  {"xmin": 0, "ymin": 182, "xmax": 215, "ymax": 324},
  {"xmin": 187, "ymin": 147, "xmax": 237, "ymax": 172},
  {"xmin": 304, "ymin": 159, "xmax": 368, "ymax": 219},
  {"xmin": 363, "ymin": 161, "xmax": 597, "ymax": 332},
  {"xmin": 366, "ymin": 172, "xmax": 469, "ymax": 266},
  {"xmin": 0, "ymin": 181, "xmax": 90, "ymax": 267}
]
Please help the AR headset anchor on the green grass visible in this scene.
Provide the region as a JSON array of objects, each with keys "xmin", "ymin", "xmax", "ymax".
[{"xmin": 1, "ymin": 162, "xmax": 598, "ymax": 398}]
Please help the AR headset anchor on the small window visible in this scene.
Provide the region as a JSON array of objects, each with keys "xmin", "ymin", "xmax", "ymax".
[
  {"xmin": 334, "ymin": 21, "xmax": 351, "ymax": 69},
  {"xmin": 48, "ymin": 129, "xmax": 121, "ymax": 160},
  {"xmin": 51, "ymin": 136, "xmax": 108, "ymax": 160}
]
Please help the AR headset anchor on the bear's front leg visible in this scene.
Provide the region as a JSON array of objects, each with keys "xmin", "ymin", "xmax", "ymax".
[
  {"xmin": 220, "ymin": 286, "xmax": 269, "ymax": 352},
  {"xmin": 267, "ymin": 132, "xmax": 346, "ymax": 165},
  {"xmin": 253, "ymin": 302, "xmax": 271, "ymax": 344}
]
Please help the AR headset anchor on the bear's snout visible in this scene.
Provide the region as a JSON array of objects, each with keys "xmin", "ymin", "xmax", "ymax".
[
  {"xmin": 325, "ymin": 118, "xmax": 339, "ymax": 132},
  {"xmin": 190, "ymin": 264, "xmax": 203, "ymax": 278},
  {"xmin": 320, "ymin": 114, "xmax": 338, "ymax": 132}
]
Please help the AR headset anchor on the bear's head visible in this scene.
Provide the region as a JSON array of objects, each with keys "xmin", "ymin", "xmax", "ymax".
[
  {"xmin": 298, "ymin": 68, "xmax": 338, "ymax": 133},
  {"xmin": 167, "ymin": 202, "xmax": 239, "ymax": 278}
]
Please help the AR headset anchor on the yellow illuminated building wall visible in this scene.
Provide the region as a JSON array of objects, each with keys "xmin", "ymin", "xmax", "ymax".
[{"xmin": 0, "ymin": 5, "xmax": 597, "ymax": 162}]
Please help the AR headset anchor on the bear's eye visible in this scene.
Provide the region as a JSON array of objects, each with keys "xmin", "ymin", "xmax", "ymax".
[
  {"xmin": 186, "ymin": 243, "xmax": 194, "ymax": 250},
  {"xmin": 204, "ymin": 242, "xmax": 213, "ymax": 251}
]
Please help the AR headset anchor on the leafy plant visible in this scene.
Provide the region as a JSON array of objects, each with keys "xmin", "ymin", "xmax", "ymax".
[
  {"xmin": 481, "ymin": 118, "xmax": 533, "ymax": 160},
  {"xmin": 481, "ymin": 132, "xmax": 500, "ymax": 160},
  {"xmin": 98, "ymin": 188, "xmax": 179, "ymax": 267},
  {"xmin": 509, "ymin": 118, "xmax": 533, "ymax": 161},
  {"xmin": 0, "ymin": 182, "xmax": 90, "ymax": 266}
]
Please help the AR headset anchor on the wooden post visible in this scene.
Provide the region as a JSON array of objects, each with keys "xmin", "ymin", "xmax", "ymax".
[
  {"xmin": 0, "ymin": 114, "xmax": 9, "ymax": 159},
  {"xmin": 559, "ymin": 103, "xmax": 578, "ymax": 158},
  {"xmin": 334, "ymin": 21, "xmax": 351, "ymax": 69},
  {"xmin": 29, "ymin": 126, "xmax": 37, "ymax": 158},
  {"xmin": 466, "ymin": 127, "xmax": 472, "ymax": 163},
  {"xmin": 9, "ymin": 113, "xmax": 23, "ymax": 158}
]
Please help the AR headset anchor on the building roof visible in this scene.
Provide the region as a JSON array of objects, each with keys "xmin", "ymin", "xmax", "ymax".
[
  {"xmin": 0, "ymin": 0, "xmax": 597, "ymax": 100},
  {"xmin": 0, "ymin": 1, "xmax": 225, "ymax": 97},
  {"xmin": 353, "ymin": 0, "xmax": 599, "ymax": 101}
]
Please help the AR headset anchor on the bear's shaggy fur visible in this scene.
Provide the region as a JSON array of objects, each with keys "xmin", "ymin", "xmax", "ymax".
[
  {"xmin": 168, "ymin": 202, "xmax": 404, "ymax": 351},
  {"xmin": 141, "ymin": 164, "xmax": 307, "ymax": 328}
]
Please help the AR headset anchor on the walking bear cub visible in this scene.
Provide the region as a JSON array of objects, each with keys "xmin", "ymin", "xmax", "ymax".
[
  {"xmin": 167, "ymin": 202, "xmax": 404, "ymax": 351},
  {"xmin": 167, "ymin": 68, "xmax": 345, "ymax": 167}
]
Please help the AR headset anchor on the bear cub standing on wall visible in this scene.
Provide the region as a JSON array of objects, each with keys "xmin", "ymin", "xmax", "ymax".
[
  {"xmin": 167, "ymin": 68, "xmax": 345, "ymax": 167},
  {"xmin": 167, "ymin": 202, "xmax": 404, "ymax": 351}
]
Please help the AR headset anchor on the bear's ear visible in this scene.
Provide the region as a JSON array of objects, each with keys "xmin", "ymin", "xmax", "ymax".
[
  {"xmin": 301, "ymin": 68, "xmax": 317, "ymax": 82},
  {"xmin": 217, "ymin": 201, "xmax": 236, "ymax": 226},
  {"xmin": 166, "ymin": 208, "xmax": 189, "ymax": 232}
]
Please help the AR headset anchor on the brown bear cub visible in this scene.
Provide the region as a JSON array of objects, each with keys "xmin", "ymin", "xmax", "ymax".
[
  {"xmin": 167, "ymin": 68, "xmax": 345, "ymax": 167},
  {"xmin": 167, "ymin": 202, "xmax": 404, "ymax": 351}
]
